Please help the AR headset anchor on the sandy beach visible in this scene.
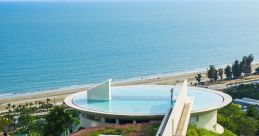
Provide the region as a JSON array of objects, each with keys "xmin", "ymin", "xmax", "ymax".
[{"xmin": 0, "ymin": 63, "xmax": 259, "ymax": 112}]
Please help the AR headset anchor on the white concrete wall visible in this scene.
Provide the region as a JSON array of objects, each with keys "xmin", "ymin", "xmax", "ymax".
[
  {"xmin": 157, "ymin": 80, "xmax": 191, "ymax": 136},
  {"xmin": 170, "ymin": 79, "xmax": 188, "ymax": 134},
  {"xmin": 180, "ymin": 98, "xmax": 194, "ymax": 136},
  {"xmin": 87, "ymin": 79, "xmax": 111, "ymax": 100},
  {"xmin": 191, "ymin": 110, "xmax": 223, "ymax": 134}
]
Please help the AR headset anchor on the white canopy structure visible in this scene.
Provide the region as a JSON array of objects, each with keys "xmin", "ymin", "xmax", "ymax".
[{"xmin": 87, "ymin": 79, "xmax": 112, "ymax": 101}]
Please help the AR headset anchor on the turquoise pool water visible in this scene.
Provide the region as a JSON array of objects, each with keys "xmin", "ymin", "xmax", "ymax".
[{"xmin": 72, "ymin": 85, "xmax": 223, "ymax": 115}]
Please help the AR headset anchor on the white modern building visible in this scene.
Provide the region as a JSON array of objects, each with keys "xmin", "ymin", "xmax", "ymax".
[{"xmin": 64, "ymin": 79, "xmax": 232, "ymax": 135}]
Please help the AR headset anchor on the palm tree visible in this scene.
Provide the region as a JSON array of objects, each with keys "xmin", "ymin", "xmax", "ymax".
[
  {"xmin": 46, "ymin": 98, "xmax": 51, "ymax": 104},
  {"xmin": 25, "ymin": 103, "xmax": 29, "ymax": 109},
  {"xmin": 6, "ymin": 103, "xmax": 11, "ymax": 113},
  {"xmin": 16, "ymin": 104, "xmax": 22, "ymax": 113},
  {"xmin": 29, "ymin": 102, "xmax": 33, "ymax": 108},
  {"xmin": 11, "ymin": 104, "xmax": 16, "ymax": 115}
]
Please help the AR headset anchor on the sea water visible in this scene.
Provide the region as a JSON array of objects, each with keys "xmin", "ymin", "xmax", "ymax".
[{"xmin": 0, "ymin": 0, "xmax": 259, "ymax": 97}]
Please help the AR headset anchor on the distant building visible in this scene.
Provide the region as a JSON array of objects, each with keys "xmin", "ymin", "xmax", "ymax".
[{"xmin": 233, "ymin": 97, "xmax": 259, "ymax": 107}]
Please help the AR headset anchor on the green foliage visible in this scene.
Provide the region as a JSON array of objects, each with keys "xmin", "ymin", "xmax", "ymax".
[
  {"xmin": 255, "ymin": 67, "xmax": 259, "ymax": 74},
  {"xmin": 198, "ymin": 128, "xmax": 219, "ymax": 136},
  {"xmin": 101, "ymin": 128, "xmax": 121, "ymax": 135},
  {"xmin": 2, "ymin": 99, "xmax": 81, "ymax": 135},
  {"xmin": 218, "ymin": 103, "xmax": 259, "ymax": 136},
  {"xmin": 240, "ymin": 54, "xmax": 254, "ymax": 75},
  {"xmin": 207, "ymin": 65, "xmax": 218, "ymax": 81},
  {"xmin": 17, "ymin": 113, "xmax": 35, "ymax": 133},
  {"xmin": 186, "ymin": 125, "xmax": 236, "ymax": 136},
  {"xmin": 218, "ymin": 68, "xmax": 224, "ymax": 80},
  {"xmin": 0, "ymin": 115, "xmax": 12, "ymax": 132},
  {"xmin": 43, "ymin": 106, "xmax": 73, "ymax": 136},
  {"xmin": 237, "ymin": 117, "xmax": 258, "ymax": 136},
  {"xmin": 247, "ymin": 105, "xmax": 259, "ymax": 120},
  {"xmin": 142, "ymin": 124, "xmax": 159, "ymax": 136},
  {"xmin": 186, "ymin": 125, "xmax": 199, "ymax": 136},
  {"xmin": 223, "ymin": 84, "xmax": 259, "ymax": 99},
  {"xmin": 65, "ymin": 109, "xmax": 81, "ymax": 118},
  {"xmin": 221, "ymin": 129, "xmax": 236, "ymax": 136},
  {"xmin": 224, "ymin": 65, "xmax": 232, "ymax": 80},
  {"xmin": 195, "ymin": 73, "xmax": 202, "ymax": 84},
  {"xmin": 232, "ymin": 60, "xmax": 241, "ymax": 79}
]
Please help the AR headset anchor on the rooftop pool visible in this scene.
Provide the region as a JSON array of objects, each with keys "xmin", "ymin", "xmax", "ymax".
[{"xmin": 71, "ymin": 85, "xmax": 227, "ymax": 115}]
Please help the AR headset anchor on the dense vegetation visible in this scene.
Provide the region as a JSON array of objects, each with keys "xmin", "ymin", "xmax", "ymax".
[
  {"xmin": 0, "ymin": 99, "xmax": 80, "ymax": 136},
  {"xmin": 186, "ymin": 125, "xmax": 236, "ymax": 136},
  {"xmin": 218, "ymin": 104, "xmax": 259, "ymax": 136},
  {"xmin": 223, "ymin": 84, "xmax": 259, "ymax": 99},
  {"xmin": 195, "ymin": 54, "xmax": 255, "ymax": 84}
]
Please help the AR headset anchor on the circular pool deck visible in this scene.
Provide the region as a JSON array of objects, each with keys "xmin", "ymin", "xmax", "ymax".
[{"xmin": 65, "ymin": 85, "xmax": 232, "ymax": 117}]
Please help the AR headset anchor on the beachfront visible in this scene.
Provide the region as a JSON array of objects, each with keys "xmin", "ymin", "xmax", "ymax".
[{"xmin": 1, "ymin": 63, "xmax": 258, "ymax": 113}]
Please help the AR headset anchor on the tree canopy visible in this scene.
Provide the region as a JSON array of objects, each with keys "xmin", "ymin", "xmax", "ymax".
[
  {"xmin": 223, "ymin": 84, "xmax": 259, "ymax": 99},
  {"xmin": 232, "ymin": 60, "xmax": 241, "ymax": 79},
  {"xmin": 218, "ymin": 104, "xmax": 258, "ymax": 136},
  {"xmin": 255, "ymin": 67, "xmax": 259, "ymax": 74},
  {"xmin": 218, "ymin": 68, "xmax": 224, "ymax": 80},
  {"xmin": 240, "ymin": 54, "xmax": 254, "ymax": 75},
  {"xmin": 224, "ymin": 65, "xmax": 232, "ymax": 80},
  {"xmin": 43, "ymin": 106, "xmax": 73, "ymax": 136},
  {"xmin": 207, "ymin": 65, "xmax": 218, "ymax": 81},
  {"xmin": 195, "ymin": 73, "xmax": 202, "ymax": 85}
]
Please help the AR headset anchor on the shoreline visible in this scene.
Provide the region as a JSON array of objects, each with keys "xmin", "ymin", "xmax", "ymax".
[
  {"xmin": 1, "ymin": 61, "xmax": 259, "ymax": 99},
  {"xmin": 0, "ymin": 67, "xmax": 209, "ymax": 99},
  {"xmin": 0, "ymin": 63, "xmax": 259, "ymax": 112}
]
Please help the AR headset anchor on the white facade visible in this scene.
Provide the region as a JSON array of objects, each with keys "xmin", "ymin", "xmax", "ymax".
[
  {"xmin": 156, "ymin": 80, "xmax": 194, "ymax": 136},
  {"xmin": 64, "ymin": 79, "xmax": 232, "ymax": 135}
]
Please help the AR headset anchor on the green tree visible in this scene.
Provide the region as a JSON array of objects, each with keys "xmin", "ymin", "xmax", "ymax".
[
  {"xmin": 43, "ymin": 106, "xmax": 73, "ymax": 136},
  {"xmin": 195, "ymin": 74, "xmax": 202, "ymax": 85},
  {"xmin": 17, "ymin": 113, "xmax": 34, "ymax": 133},
  {"xmin": 221, "ymin": 129, "xmax": 236, "ymax": 136},
  {"xmin": 240, "ymin": 54, "xmax": 254, "ymax": 75},
  {"xmin": 6, "ymin": 103, "xmax": 11, "ymax": 113},
  {"xmin": 240, "ymin": 56, "xmax": 247, "ymax": 74},
  {"xmin": 237, "ymin": 117, "xmax": 258, "ymax": 136},
  {"xmin": 223, "ymin": 84, "xmax": 259, "ymax": 99},
  {"xmin": 46, "ymin": 98, "xmax": 51, "ymax": 104},
  {"xmin": 218, "ymin": 104, "xmax": 245, "ymax": 133},
  {"xmin": 218, "ymin": 68, "xmax": 224, "ymax": 80},
  {"xmin": 218, "ymin": 103, "xmax": 259, "ymax": 136},
  {"xmin": 255, "ymin": 67, "xmax": 259, "ymax": 74},
  {"xmin": 0, "ymin": 116, "xmax": 12, "ymax": 133},
  {"xmin": 232, "ymin": 60, "xmax": 241, "ymax": 79},
  {"xmin": 186, "ymin": 125, "xmax": 199, "ymax": 136},
  {"xmin": 224, "ymin": 65, "xmax": 232, "ymax": 80},
  {"xmin": 245, "ymin": 54, "xmax": 254, "ymax": 74},
  {"xmin": 207, "ymin": 65, "xmax": 218, "ymax": 82},
  {"xmin": 11, "ymin": 104, "xmax": 16, "ymax": 112},
  {"xmin": 247, "ymin": 105, "xmax": 259, "ymax": 120}
]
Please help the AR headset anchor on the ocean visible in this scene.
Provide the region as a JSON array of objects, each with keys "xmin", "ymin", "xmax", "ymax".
[{"xmin": 0, "ymin": 0, "xmax": 259, "ymax": 97}]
